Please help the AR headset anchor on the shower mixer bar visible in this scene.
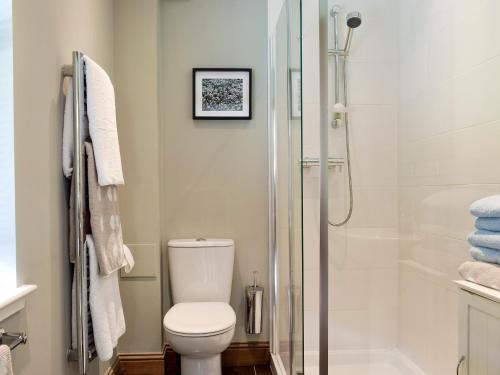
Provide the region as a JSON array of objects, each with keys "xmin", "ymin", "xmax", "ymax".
[{"xmin": 299, "ymin": 157, "xmax": 344, "ymax": 168}]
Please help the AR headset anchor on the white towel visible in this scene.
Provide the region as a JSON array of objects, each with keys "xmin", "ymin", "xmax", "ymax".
[
  {"xmin": 0, "ymin": 345, "xmax": 13, "ymax": 375},
  {"xmin": 459, "ymin": 261, "xmax": 500, "ymax": 291},
  {"xmin": 87, "ymin": 235, "xmax": 125, "ymax": 361},
  {"xmin": 83, "ymin": 56, "xmax": 124, "ymax": 186},
  {"xmin": 122, "ymin": 245, "xmax": 135, "ymax": 274},
  {"xmin": 62, "ymin": 78, "xmax": 89, "ymax": 178}
]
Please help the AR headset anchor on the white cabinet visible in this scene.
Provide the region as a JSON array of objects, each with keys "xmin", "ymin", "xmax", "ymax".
[{"xmin": 457, "ymin": 280, "xmax": 500, "ymax": 375}]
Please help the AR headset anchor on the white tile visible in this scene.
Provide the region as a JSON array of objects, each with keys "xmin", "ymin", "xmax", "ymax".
[
  {"xmin": 345, "ymin": 187, "xmax": 398, "ymax": 228},
  {"xmin": 348, "ymin": 106, "xmax": 398, "ymax": 187},
  {"xmin": 348, "ymin": 62, "xmax": 398, "ymax": 105},
  {"xmin": 335, "ymin": 228, "xmax": 399, "ymax": 269},
  {"xmin": 330, "ymin": 267, "xmax": 370, "ymax": 310},
  {"xmin": 304, "ymin": 268, "xmax": 320, "ymax": 310},
  {"xmin": 329, "ymin": 309, "xmax": 371, "ymax": 350}
]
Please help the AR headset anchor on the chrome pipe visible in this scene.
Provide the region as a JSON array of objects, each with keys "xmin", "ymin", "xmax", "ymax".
[
  {"xmin": 72, "ymin": 51, "xmax": 88, "ymax": 375},
  {"xmin": 332, "ymin": 9, "xmax": 340, "ymax": 105},
  {"xmin": 319, "ymin": 0, "xmax": 330, "ymax": 373}
]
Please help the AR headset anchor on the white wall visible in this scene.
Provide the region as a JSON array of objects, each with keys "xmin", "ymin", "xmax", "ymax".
[
  {"xmin": 0, "ymin": 0, "xmax": 15, "ymax": 291},
  {"xmin": 302, "ymin": 0, "xmax": 400, "ymax": 352},
  {"xmin": 398, "ymin": 1, "xmax": 500, "ymax": 373},
  {"xmin": 113, "ymin": 0, "xmax": 163, "ymax": 354},
  {"xmin": 3, "ymin": 1, "xmax": 114, "ymax": 374},
  {"xmin": 160, "ymin": 0, "xmax": 269, "ymax": 343}
]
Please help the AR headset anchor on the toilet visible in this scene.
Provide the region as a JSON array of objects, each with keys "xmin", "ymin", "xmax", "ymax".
[{"xmin": 164, "ymin": 238, "xmax": 236, "ymax": 375}]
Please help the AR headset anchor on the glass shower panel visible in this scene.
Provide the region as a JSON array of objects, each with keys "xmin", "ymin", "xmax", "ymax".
[{"xmin": 271, "ymin": 0, "xmax": 303, "ymax": 373}]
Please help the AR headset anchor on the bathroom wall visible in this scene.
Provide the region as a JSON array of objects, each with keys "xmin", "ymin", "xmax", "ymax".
[
  {"xmin": 302, "ymin": 0, "xmax": 399, "ymax": 353},
  {"xmin": 3, "ymin": 0, "xmax": 114, "ymax": 374},
  {"xmin": 398, "ymin": 1, "xmax": 500, "ymax": 373},
  {"xmin": 113, "ymin": 0, "xmax": 163, "ymax": 354},
  {"xmin": 160, "ymin": 0, "xmax": 269, "ymax": 342}
]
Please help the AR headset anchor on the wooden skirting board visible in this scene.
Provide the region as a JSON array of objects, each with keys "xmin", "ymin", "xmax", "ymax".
[{"xmin": 106, "ymin": 342, "xmax": 270, "ymax": 375}]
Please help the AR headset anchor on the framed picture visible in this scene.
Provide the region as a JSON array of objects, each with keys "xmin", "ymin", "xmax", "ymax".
[
  {"xmin": 193, "ymin": 68, "xmax": 252, "ymax": 120},
  {"xmin": 290, "ymin": 69, "xmax": 301, "ymax": 120}
]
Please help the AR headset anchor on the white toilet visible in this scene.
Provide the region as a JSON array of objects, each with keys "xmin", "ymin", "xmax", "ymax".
[{"xmin": 164, "ymin": 238, "xmax": 236, "ymax": 375}]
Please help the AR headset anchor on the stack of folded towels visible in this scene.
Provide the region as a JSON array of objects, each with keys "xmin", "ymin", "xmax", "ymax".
[{"xmin": 459, "ymin": 195, "xmax": 500, "ymax": 291}]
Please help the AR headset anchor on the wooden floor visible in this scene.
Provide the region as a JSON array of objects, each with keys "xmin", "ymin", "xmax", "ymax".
[{"xmin": 222, "ymin": 365, "xmax": 272, "ymax": 375}]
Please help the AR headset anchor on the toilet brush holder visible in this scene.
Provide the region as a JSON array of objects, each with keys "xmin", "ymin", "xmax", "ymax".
[{"xmin": 246, "ymin": 272, "xmax": 264, "ymax": 335}]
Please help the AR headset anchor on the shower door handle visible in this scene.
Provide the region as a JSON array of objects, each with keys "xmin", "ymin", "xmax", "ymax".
[{"xmin": 456, "ymin": 355, "xmax": 465, "ymax": 375}]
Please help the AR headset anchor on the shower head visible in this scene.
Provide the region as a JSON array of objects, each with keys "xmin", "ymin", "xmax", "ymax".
[{"xmin": 346, "ymin": 12, "xmax": 362, "ymax": 28}]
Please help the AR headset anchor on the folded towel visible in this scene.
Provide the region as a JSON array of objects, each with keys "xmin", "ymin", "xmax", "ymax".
[
  {"xmin": 459, "ymin": 261, "xmax": 500, "ymax": 291},
  {"xmin": 85, "ymin": 142, "xmax": 124, "ymax": 275},
  {"xmin": 0, "ymin": 345, "xmax": 13, "ymax": 375},
  {"xmin": 122, "ymin": 245, "xmax": 135, "ymax": 274},
  {"xmin": 475, "ymin": 217, "xmax": 500, "ymax": 232},
  {"xmin": 62, "ymin": 78, "xmax": 89, "ymax": 179},
  {"xmin": 83, "ymin": 55, "xmax": 124, "ymax": 186},
  {"xmin": 470, "ymin": 195, "xmax": 500, "ymax": 218},
  {"xmin": 470, "ymin": 246, "xmax": 500, "ymax": 264},
  {"xmin": 468, "ymin": 230, "xmax": 500, "ymax": 251},
  {"xmin": 87, "ymin": 235, "xmax": 125, "ymax": 361}
]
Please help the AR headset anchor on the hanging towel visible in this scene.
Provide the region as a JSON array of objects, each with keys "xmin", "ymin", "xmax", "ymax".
[
  {"xmin": 87, "ymin": 235, "xmax": 125, "ymax": 361},
  {"xmin": 470, "ymin": 246, "xmax": 500, "ymax": 264},
  {"xmin": 475, "ymin": 217, "xmax": 500, "ymax": 232},
  {"xmin": 122, "ymin": 245, "xmax": 135, "ymax": 274},
  {"xmin": 0, "ymin": 345, "xmax": 13, "ymax": 375},
  {"xmin": 62, "ymin": 78, "xmax": 89, "ymax": 178},
  {"xmin": 470, "ymin": 195, "xmax": 500, "ymax": 218},
  {"xmin": 459, "ymin": 261, "xmax": 500, "ymax": 291},
  {"xmin": 468, "ymin": 230, "xmax": 500, "ymax": 251},
  {"xmin": 83, "ymin": 55, "xmax": 124, "ymax": 186},
  {"xmin": 85, "ymin": 142, "xmax": 124, "ymax": 275}
]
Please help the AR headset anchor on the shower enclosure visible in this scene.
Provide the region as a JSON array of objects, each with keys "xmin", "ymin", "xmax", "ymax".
[{"xmin": 270, "ymin": 0, "xmax": 500, "ymax": 374}]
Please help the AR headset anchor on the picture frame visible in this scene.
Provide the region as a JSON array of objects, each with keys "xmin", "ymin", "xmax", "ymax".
[
  {"xmin": 290, "ymin": 69, "xmax": 301, "ymax": 120},
  {"xmin": 192, "ymin": 68, "xmax": 252, "ymax": 120}
]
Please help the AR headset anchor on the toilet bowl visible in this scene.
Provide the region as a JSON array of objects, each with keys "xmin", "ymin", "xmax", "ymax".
[
  {"xmin": 164, "ymin": 238, "xmax": 235, "ymax": 375},
  {"xmin": 164, "ymin": 302, "xmax": 235, "ymax": 375}
]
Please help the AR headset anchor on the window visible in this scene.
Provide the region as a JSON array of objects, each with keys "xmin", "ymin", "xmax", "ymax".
[{"xmin": 0, "ymin": 0, "xmax": 15, "ymax": 293}]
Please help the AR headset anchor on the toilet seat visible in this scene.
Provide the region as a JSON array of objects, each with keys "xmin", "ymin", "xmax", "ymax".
[{"xmin": 164, "ymin": 302, "xmax": 236, "ymax": 337}]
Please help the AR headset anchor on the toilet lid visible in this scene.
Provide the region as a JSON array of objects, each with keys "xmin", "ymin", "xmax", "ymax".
[{"xmin": 164, "ymin": 302, "xmax": 236, "ymax": 336}]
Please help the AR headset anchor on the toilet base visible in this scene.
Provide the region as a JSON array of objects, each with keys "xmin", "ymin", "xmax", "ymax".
[{"xmin": 181, "ymin": 354, "xmax": 221, "ymax": 375}]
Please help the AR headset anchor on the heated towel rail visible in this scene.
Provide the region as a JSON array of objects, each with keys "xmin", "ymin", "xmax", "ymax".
[{"xmin": 63, "ymin": 51, "xmax": 95, "ymax": 375}]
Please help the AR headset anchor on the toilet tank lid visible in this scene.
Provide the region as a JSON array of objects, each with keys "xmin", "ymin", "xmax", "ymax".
[{"xmin": 168, "ymin": 238, "xmax": 234, "ymax": 248}]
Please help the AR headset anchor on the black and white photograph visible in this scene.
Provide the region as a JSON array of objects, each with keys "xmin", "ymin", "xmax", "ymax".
[{"xmin": 193, "ymin": 68, "xmax": 252, "ymax": 119}]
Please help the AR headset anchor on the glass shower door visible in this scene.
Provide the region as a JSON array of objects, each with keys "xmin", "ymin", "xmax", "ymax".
[{"xmin": 269, "ymin": 0, "xmax": 303, "ymax": 374}]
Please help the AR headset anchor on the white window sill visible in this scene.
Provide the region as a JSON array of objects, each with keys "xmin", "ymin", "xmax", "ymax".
[{"xmin": 0, "ymin": 285, "xmax": 37, "ymax": 322}]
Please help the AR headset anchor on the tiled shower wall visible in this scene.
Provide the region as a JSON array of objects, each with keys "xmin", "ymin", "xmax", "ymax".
[
  {"xmin": 398, "ymin": 1, "xmax": 500, "ymax": 374},
  {"xmin": 302, "ymin": 0, "xmax": 399, "ymax": 352}
]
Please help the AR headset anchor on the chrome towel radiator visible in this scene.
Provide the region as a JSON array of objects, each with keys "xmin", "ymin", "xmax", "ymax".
[{"xmin": 63, "ymin": 51, "xmax": 96, "ymax": 375}]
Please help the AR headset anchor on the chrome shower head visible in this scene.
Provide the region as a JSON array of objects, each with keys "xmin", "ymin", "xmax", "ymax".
[{"xmin": 346, "ymin": 12, "xmax": 362, "ymax": 28}]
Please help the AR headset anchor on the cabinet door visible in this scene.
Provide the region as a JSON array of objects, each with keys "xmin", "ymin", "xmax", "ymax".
[{"xmin": 459, "ymin": 291, "xmax": 500, "ymax": 375}]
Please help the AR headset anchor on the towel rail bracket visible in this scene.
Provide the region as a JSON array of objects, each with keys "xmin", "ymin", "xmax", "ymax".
[
  {"xmin": 67, "ymin": 349, "xmax": 95, "ymax": 361},
  {"xmin": 0, "ymin": 328, "xmax": 28, "ymax": 351}
]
